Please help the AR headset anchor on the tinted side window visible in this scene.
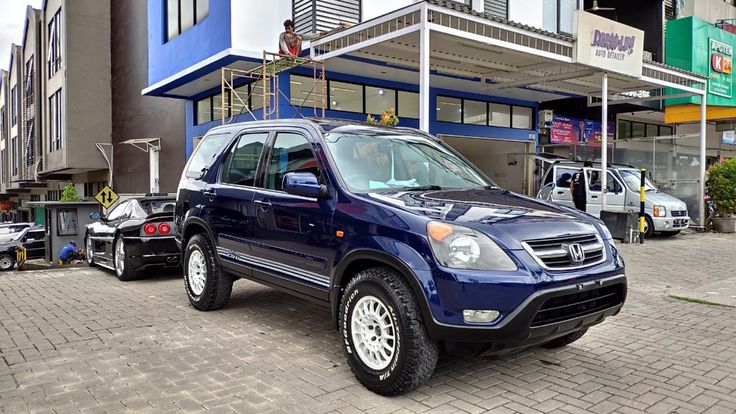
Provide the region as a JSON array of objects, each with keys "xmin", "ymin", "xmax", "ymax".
[
  {"xmin": 220, "ymin": 132, "xmax": 268, "ymax": 186},
  {"xmin": 26, "ymin": 231, "xmax": 44, "ymax": 240},
  {"xmin": 266, "ymin": 133, "xmax": 320, "ymax": 191},
  {"xmin": 185, "ymin": 132, "xmax": 230, "ymax": 178},
  {"xmin": 554, "ymin": 167, "xmax": 577, "ymax": 188}
]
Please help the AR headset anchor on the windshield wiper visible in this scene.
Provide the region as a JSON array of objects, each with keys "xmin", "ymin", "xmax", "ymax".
[{"xmin": 400, "ymin": 185, "xmax": 442, "ymax": 191}]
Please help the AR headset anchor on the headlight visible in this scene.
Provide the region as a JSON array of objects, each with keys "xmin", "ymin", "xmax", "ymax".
[
  {"xmin": 653, "ymin": 205, "xmax": 667, "ymax": 217},
  {"xmin": 427, "ymin": 222, "xmax": 517, "ymax": 271}
]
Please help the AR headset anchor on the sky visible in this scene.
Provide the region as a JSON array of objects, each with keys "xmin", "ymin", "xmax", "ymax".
[{"xmin": 0, "ymin": 0, "xmax": 43, "ymax": 72}]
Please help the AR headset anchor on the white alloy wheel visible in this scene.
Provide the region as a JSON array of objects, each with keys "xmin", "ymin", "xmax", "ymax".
[
  {"xmin": 351, "ymin": 295, "xmax": 397, "ymax": 371},
  {"xmin": 114, "ymin": 238, "xmax": 125, "ymax": 276},
  {"xmin": 86, "ymin": 237, "xmax": 94, "ymax": 264},
  {"xmin": 188, "ymin": 249, "xmax": 207, "ymax": 296},
  {"xmin": 0, "ymin": 256, "xmax": 14, "ymax": 270}
]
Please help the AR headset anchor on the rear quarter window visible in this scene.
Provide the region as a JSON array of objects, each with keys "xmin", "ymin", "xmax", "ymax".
[{"xmin": 185, "ymin": 133, "xmax": 231, "ymax": 179}]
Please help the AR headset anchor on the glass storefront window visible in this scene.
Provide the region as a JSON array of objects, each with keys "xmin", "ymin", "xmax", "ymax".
[
  {"xmin": 489, "ymin": 103, "xmax": 511, "ymax": 127},
  {"xmin": 631, "ymin": 122, "xmax": 646, "ymax": 138},
  {"xmin": 512, "ymin": 106, "xmax": 533, "ymax": 129},
  {"xmin": 329, "ymin": 81, "xmax": 363, "ymax": 113},
  {"xmin": 398, "ymin": 91, "xmax": 419, "ymax": 119},
  {"xmin": 436, "ymin": 96, "xmax": 462, "ymax": 123},
  {"xmin": 366, "ymin": 86, "xmax": 396, "ymax": 115},
  {"xmin": 463, "ymin": 100, "xmax": 487, "ymax": 125}
]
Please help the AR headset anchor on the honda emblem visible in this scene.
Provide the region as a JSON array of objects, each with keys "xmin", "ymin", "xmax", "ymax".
[{"xmin": 567, "ymin": 243, "xmax": 585, "ymax": 263}]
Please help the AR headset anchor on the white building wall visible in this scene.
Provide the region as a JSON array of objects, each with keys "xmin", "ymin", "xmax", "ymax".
[
  {"xmin": 508, "ymin": 0, "xmax": 544, "ymax": 29},
  {"xmin": 680, "ymin": 0, "xmax": 736, "ymax": 24},
  {"xmin": 231, "ymin": 0, "xmax": 292, "ymax": 55},
  {"xmin": 363, "ymin": 0, "xmax": 415, "ymax": 21}
]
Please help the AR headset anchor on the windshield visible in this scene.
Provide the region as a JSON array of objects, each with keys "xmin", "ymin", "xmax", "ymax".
[
  {"xmin": 323, "ymin": 132, "xmax": 493, "ymax": 192},
  {"xmin": 619, "ymin": 169, "xmax": 658, "ymax": 192}
]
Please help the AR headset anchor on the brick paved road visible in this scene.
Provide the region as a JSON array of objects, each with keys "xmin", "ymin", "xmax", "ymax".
[{"xmin": 1, "ymin": 233, "xmax": 735, "ymax": 413}]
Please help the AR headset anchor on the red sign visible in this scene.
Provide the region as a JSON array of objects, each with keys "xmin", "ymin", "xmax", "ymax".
[
  {"xmin": 712, "ymin": 53, "xmax": 733, "ymax": 74},
  {"xmin": 0, "ymin": 201, "xmax": 12, "ymax": 211}
]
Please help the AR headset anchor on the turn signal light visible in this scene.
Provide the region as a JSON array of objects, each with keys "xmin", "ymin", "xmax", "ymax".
[
  {"xmin": 158, "ymin": 223, "xmax": 171, "ymax": 235},
  {"xmin": 143, "ymin": 223, "xmax": 157, "ymax": 235}
]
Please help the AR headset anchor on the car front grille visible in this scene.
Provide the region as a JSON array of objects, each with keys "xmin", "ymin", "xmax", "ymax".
[
  {"xmin": 671, "ymin": 210, "xmax": 687, "ymax": 217},
  {"xmin": 531, "ymin": 283, "xmax": 625, "ymax": 327},
  {"xmin": 523, "ymin": 234, "xmax": 605, "ymax": 270}
]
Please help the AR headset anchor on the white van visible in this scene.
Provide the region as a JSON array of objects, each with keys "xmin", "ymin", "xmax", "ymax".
[{"xmin": 538, "ymin": 161, "xmax": 689, "ymax": 237}]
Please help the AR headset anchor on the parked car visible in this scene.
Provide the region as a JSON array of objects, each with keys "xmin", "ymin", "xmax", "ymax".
[
  {"xmin": 0, "ymin": 222, "xmax": 36, "ymax": 243},
  {"xmin": 537, "ymin": 160, "xmax": 690, "ymax": 237},
  {"xmin": 0, "ymin": 226, "xmax": 46, "ymax": 271},
  {"xmin": 85, "ymin": 196, "xmax": 179, "ymax": 281},
  {"xmin": 175, "ymin": 119, "xmax": 627, "ymax": 395}
]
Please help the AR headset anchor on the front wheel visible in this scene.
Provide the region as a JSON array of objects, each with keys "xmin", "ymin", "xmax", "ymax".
[
  {"xmin": 0, "ymin": 254, "xmax": 15, "ymax": 271},
  {"xmin": 643, "ymin": 215, "xmax": 655, "ymax": 239},
  {"xmin": 183, "ymin": 234, "xmax": 233, "ymax": 311},
  {"xmin": 85, "ymin": 235, "xmax": 96, "ymax": 267},
  {"xmin": 339, "ymin": 267, "xmax": 438, "ymax": 395}
]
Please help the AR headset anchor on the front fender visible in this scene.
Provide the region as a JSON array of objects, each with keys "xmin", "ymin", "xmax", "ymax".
[{"xmin": 330, "ymin": 235, "xmax": 436, "ymax": 329}]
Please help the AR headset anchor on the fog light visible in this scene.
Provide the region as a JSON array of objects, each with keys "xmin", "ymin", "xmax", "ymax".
[{"xmin": 463, "ymin": 309, "xmax": 500, "ymax": 324}]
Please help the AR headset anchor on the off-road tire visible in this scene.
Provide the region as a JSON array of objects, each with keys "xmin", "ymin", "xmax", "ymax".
[
  {"xmin": 184, "ymin": 234, "xmax": 233, "ymax": 311},
  {"xmin": 0, "ymin": 254, "xmax": 16, "ymax": 271},
  {"xmin": 541, "ymin": 328, "xmax": 589, "ymax": 349},
  {"xmin": 339, "ymin": 267, "xmax": 438, "ymax": 395}
]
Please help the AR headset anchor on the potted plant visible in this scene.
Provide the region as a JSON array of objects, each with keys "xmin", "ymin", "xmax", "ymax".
[{"xmin": 706, "ymin": 158, "xmax": 736, "ymax": 233}]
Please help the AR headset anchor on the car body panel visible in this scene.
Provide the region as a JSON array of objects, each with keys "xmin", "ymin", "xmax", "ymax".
[{"xmin": 177, "ymin": 119, "xmax": 626, "ymax": 350}]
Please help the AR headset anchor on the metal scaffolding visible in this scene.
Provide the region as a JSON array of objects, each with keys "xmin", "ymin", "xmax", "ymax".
[{"xmin": 220, "ymin": 51, "xmax": 326, "ymax": 124}]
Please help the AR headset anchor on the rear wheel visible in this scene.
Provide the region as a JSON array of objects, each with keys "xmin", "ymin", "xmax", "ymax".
[
  {"xmin": 114, "ymin": 236, "xmax": 139, "ymax": 281},
  {"xmin": 184, "ymin": 234, "xmax": 233, "ymax": 311},
  {"xmin": 339, "ymin": 267, "xmax": 438, "ymax": 395},
  {"xmin": 0, "ymin": 254, "xmax": 15, "ymax": 271},
  {"xmin": 541, "ymin": 328, "xmax": 588, "ymax": 349}
]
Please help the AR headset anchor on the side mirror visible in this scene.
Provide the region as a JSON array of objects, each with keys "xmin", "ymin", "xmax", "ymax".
[
  {"xmin": 282, "ymin": 172, "xmax": 327, "ymax": 199},
  {"xmin": 90, "ymin": 212, "xmax": 102, "ymax": 221}
]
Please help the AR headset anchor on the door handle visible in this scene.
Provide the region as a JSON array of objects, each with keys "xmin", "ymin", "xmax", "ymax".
[
  {"xmin": 591, "ymin": 195, "xmax": 599, "ymax": 199},
  {"xmin": 203, "ymin": 189, "xmax": 217, "ymax": 200},
  {"xmin": 556, "ymin": 191, "xmax": 564, "ymax": 195},
  {"xmin": 254, "ymin": 199, "xmax": 272, "ymax": 210}
]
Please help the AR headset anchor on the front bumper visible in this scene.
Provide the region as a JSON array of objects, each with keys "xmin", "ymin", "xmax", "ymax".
[
  {"xmin": 425, "ymin": 273, "xmax": 626, "ymax": 347},
  {"xmin": 651, "ymin": 215, "xmax": 690, "ymax": 232}
]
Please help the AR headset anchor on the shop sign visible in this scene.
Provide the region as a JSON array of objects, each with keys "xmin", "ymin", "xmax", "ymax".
[
  {"xmin": 709, "ymin": 39, "xmax": 733, "ymax": 98},
  {"xmin": 550, "ymin": 115, "xmax": 615, "ymax": 144},
  {"xmin": 574, "ymin": 11, "xmax": 644, "ymax": 78},
  {"xmin": 723, "ymin": 130, "xmax": 736, "ymax": 145},
  {"xmin": 0, "ymin": 201, "xmax": 11, "ymax": 211}
]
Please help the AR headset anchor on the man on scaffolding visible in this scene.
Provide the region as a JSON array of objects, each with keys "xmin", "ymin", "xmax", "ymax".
[{"xmin": 279, "ymin": 19, "xmax": 321, "ymax": 57}]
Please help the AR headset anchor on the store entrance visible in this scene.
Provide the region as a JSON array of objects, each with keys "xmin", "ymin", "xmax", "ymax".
[{"xmin": 440, "ymin": 135, "xmax": 533, "ymax": 195}]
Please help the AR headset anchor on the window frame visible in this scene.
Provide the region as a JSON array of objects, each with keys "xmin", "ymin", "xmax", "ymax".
[
  {"xmin": 261, "ymin": 131, "xmax": 322, "ymax": 193},
  {"xmin": 165, "ymin": 0, "xmax": 209, "ymax": 42},
  {"xmin": 48, "ymin": 8, "xmax": 63, "ymax": 78},
  {"xmin": 49, "ymin": 89, "xmax": 63, "ymax": 151},
  {"xmin": 217, "ymin": 131, "xmax": 271, "ymax": 188}
]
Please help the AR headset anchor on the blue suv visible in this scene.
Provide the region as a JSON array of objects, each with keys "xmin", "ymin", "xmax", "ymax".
[{"xmin": 175, "ymin": 119, "xmax": 626, "ymax": 395}]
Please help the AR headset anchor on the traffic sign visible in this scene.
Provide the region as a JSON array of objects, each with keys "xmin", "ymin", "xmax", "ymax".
[{"xmin": 94, "ymin": 186, "xmax": 119, "ymax": 209}]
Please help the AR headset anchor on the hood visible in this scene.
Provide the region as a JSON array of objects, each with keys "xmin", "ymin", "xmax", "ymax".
[
  {"xmin": 367, "ymin": 188, "xmax": 601, "ymax": 249},
  {"xmin": 646, "ymin": 191, "xmax": 688, "ymax": 211}
]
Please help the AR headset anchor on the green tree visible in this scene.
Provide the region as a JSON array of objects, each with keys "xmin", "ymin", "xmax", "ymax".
[
  {"xmin": 706, "ymin": 158, "xmax": 736, "ymax": 217},
  {"xmin": 60, "ymin": 183, "xmax": 81, "ymax": 202}
]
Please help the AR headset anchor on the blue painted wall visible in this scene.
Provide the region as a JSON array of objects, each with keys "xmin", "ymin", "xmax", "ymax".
[
  {"xmin": 184, "ymin": 70, "xmax": 538, "ymax": 158},
  {"xmin": 148, "ymin": 0, "xmax": 232, "ymax": 86}
]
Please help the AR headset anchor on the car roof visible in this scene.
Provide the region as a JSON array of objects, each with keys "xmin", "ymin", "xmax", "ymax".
[
  {"xmin": 552, "ymin": 160, "xmax": 635, "ymax": 169},
  {"xmin": 0, "ymin": 222, "xmax": 33, "ymax": 228},
  {"xmin": 205, "ymin": 118, "xmax": 432, "ymax": 139}
]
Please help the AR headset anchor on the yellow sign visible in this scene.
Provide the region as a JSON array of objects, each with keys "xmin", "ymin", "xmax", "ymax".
[{"xmin": 94, "ymin": 186, "xmax": 119, "ymax": 209}]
